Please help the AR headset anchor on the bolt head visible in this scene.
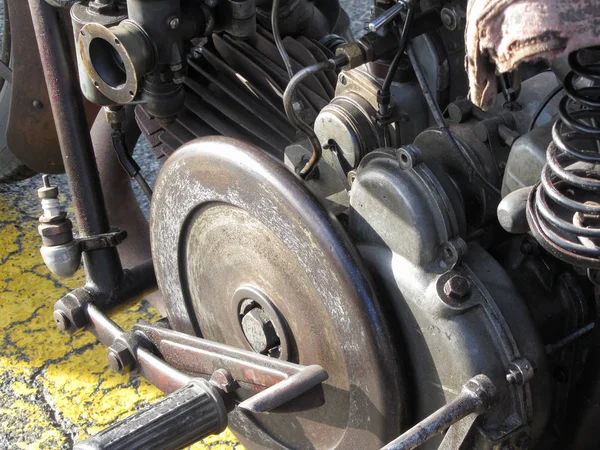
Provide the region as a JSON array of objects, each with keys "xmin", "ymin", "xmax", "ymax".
[
  {"xmin": 443, "ymin": 275, "xmax": 470, "ymax": 301},
  {"xmin": 107, "ymin": 351, "xmax": 123, "ymax": 373},
  {"xmin": 440, "ymin": 8, "xmax": 457, "ymax": 30},
  {"xmin": 169, "ymin": 17, "xmax": 180, "ymax": 29},
  {"xmin": 53, "ymin": 310, "xmax": 71, "ymax": 332},
  {"xmin": 210, "ymin": 369, "xmax": 237, "ymax": 393},
  {"xmin": 32, "ymin": 100, "xmax": 44, "ymax": 110}
]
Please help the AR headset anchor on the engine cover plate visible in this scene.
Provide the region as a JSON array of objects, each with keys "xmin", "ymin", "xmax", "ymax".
[{"xmin": 150, "ymin": 137, "xmax": 405, "ymax": 449}]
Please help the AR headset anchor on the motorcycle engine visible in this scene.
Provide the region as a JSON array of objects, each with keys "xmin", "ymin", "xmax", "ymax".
[{"xmin": 72, "ymin": 0, "xmax": 600, "ymax": 448}]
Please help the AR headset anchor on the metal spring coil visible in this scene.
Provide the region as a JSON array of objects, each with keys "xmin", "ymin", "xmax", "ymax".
[{"xmin": 527, "ymin": 48, "xmax": 600, "ymax": 268}]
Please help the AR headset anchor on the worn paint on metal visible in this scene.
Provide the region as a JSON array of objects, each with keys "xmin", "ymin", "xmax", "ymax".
[{"xmin": 0, "ymin": 182, "xmax": 242, "ymax": 449}]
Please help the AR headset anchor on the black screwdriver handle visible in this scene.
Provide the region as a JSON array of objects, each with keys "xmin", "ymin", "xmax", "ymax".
[{"xmin": 74, "ymin": 379, "xmax": 228, "ymax": 450}]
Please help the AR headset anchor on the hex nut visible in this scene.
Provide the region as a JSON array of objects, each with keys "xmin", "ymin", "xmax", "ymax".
[
  {"xmin": 54, "ymin": 291, "xmax": 90, "ymax": 333},
  {"xmin": 443, "ymin": 275, "xmax": 470, "ymax": 301},
  {"xmin": 107, "ymin": 342, "xmax": 136, "ymax": 374},
  {"xmin": 38, "ymin": 221, "xmax": 73, "ymax": 237},
  {"xmin": 104, "ymin": 106, "xmax": 125, "ymax": 125},
  {"xmin": 336, "ymin": 43, "xmax": 365, "ymax": 70}
]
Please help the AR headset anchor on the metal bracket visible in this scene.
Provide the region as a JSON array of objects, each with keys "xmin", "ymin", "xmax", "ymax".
[{"xmin": 79, "ymin": 230, "xmax": 127, "ymax": 252}]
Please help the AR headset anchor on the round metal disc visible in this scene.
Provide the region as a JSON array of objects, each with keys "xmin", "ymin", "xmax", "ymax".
[{"xmin": 150, "ymin": 137, "xmax": 405, "ymax": 449}]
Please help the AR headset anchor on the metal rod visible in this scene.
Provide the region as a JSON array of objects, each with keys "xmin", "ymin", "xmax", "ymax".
[
  {"xmin": 28, "ymin": 0, "xmax": 123, "ymax": 293},
  {"xmin": 283, "ymin": 55, "xmax": 346, "ymax": 178},
  {"xmin": 546, "ymin": 322, "xmax": 596, "ymax": 355},
  {"xmin": 368, "ymin": 0, "xmax": 408, "ymax": 33},
  {"xmin": 381, "ymin": 375, "xmax": 497, "ymax": 450},
  {"xmin": 238, "ymin": 365, "xmax": 328, "ymax": 413}
]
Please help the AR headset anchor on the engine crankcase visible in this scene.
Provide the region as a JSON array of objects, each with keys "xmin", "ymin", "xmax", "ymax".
[
  {"xmin": 348, "ymin": 147, "xmax": 552, "ymax": 449},
  {"xmin": 150, "ymin": 136, "xmax": 405, "ymax": 449}
]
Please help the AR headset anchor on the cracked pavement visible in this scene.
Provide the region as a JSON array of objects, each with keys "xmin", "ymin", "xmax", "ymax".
[{"xmin": 0, "ymin": 180, "xmax": 242, "ymax": 449}]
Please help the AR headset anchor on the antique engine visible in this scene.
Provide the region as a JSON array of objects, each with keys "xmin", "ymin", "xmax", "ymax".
[{"xmin": 36, "ymin": 0, "xmax": 600, "ymax": 448}]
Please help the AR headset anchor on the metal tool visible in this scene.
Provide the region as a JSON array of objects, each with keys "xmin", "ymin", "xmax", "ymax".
[{"xmin": 368, "ymin": 0, "xmax": 409, "ymax": 33}]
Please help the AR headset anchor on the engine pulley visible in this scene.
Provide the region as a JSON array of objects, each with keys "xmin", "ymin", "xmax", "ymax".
[{"xmin": 150, "ymin": 136, "xmax": 406, "ymax": 449}]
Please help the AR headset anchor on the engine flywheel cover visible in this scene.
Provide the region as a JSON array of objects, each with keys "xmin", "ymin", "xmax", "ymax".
[{"xmin": 150, "ymin": 137, "xmax": 405, "ymax": 449}]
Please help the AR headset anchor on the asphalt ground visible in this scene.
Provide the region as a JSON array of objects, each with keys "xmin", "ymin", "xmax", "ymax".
[{"xmin": 0, "ymin": 2, "xmax": 370, "ymax": 448}]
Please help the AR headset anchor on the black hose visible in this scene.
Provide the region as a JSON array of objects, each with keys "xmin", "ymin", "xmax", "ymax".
[
  {"xmin": 112, "ymin": 131, "xmax": 153, "ymax": 201},
  {"xmin": 407, "ymin": 45, "xmax": 501, "ymax": 197},
  {"xmin": 528, "ymin": 84, "xmax": 563, "ymax": 131},
  {"xmin": 283, "ymin": 55, "xmax": 347, "ymax": 177},
  {"xmin": 381, "ymin": 4, "xmax": 415, "ymax": 95},
  {"xmin": 272, "ymin": 0, "xmax": 294, "ymax": 81}
]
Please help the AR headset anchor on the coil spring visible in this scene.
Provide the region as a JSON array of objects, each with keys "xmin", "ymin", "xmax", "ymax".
[{"xmin": 527, "ymin": 48, "xmax": 600, "ymax": 268}]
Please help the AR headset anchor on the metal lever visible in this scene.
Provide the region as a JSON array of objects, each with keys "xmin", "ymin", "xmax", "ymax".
[
  {"xmin": 381, "ymin": 375, "xmax": 497, "ymax": 450},
  {"xmin": 368, "ymin": 0, "xmax": 408, "ymax": 33},
  {"xmin": 71, "ymin": 305, "xmax": 330, "ymax": 449},
  {"xmin": 74, "ymin": 379, "xmax": 228, "ymax": 450}
]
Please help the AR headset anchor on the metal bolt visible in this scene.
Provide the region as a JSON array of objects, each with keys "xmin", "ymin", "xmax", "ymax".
[
  {"xmin": 506, "ymin": 358, "xmax": 534, "ymax": 385},
  {"xmin": 440, "ymin": 8, "xmax": 457, "ymax": 30},
  {"xmin": 107, "ymin": 342, "xmax": 136, "ymax": 374},
  {"xmin": 440, "ymin": 5, "xmax": 465, "ymax": 31},
  {"xmin": 32, "ymin": 100, "xmax": 44, "ymax": 110},
  {"xmin": 53, "ymin": 310, "xmax": 71, "ymax": 332},
  {"xmin": 292, "ymin": 101, "xmax": 304, "ymax": 115},
  {"xmin": 443, "ymin": 275, "xmax": 470, "ymax": 301},
  {"xmin": 168, "ymin": 17, "xmax": 180, "ymax": 30},
  {"xmin": 241, "ymin": 307, "xmax": 280, "ymax": 354},
  {"xmin": 347, "ymin": 170, "xmax": 357, "ymax": 186},
  {"xmin": 210, "ymin": 369, "xmax": 237, "ymax": 393}
]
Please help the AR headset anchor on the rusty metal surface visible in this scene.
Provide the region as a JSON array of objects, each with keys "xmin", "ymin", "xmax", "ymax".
[
  {"xmin": 150, "ymin": 136, "xmax": 406, "ymax": 449},
  {"xmin": 134, "ymin": 322, "xmax": 329, "ymax": 414},
  {"xmin": 4, "ymin": 1, "xmax": 99, "ymax": 175},
  {"xmin": 5, "ymin": 0, "xmax": 64, "ymax": 173}
]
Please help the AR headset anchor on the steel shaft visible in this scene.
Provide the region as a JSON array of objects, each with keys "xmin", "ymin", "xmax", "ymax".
[{"xmin": 381, "ymin": 375, "xmax": 497, "ymax": 450}]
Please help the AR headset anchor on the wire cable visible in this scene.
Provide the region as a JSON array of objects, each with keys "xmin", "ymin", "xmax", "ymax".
[
  {"xmin": 283, "ymin": 55, "xmax": 347, "ymax": 177},
  {"xmin": 381, "ymin": 3, "xmax": 415, "ymax": 95},
  {"xmin": 272, "ymin": 0, "xmax": 294, "ymax": 81},
  {"xmin": 407, "ymin": 44, "xmax": 501, "ymax": 197}
]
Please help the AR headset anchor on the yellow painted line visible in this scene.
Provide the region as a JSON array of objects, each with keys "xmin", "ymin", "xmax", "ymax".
[{"xmin": 0, "ymin": 182, "xmax": 242, "ymax": 449}]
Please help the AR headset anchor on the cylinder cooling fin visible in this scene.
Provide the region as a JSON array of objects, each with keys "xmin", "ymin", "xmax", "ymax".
[{"xmin": 136, "ymin": 26, "xmax": 339, "ymax": 161}]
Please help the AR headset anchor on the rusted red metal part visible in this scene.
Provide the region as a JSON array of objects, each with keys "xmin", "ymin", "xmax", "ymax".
[
  {"xmin": 135, "ymin": 322, "xmax": 311, "ymax": 392},
  {"xmin": 5, "ymin": 1, "xmax": 99, "ymax": 174}
]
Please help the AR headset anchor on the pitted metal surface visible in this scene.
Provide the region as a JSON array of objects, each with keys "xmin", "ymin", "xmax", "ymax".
[{"xmin": 150, "ymin": 136, "xmax": 405, "ymax": 449}]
